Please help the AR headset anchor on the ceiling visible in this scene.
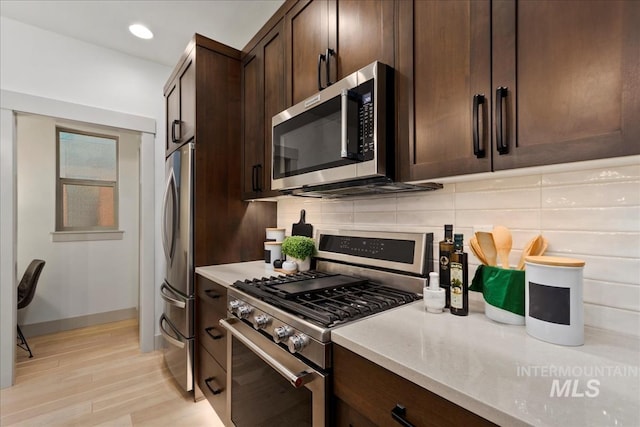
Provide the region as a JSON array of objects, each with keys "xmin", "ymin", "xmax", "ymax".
[{"xmin": 0, "ymin": 0, "xmax": 285, "ymax": 67}]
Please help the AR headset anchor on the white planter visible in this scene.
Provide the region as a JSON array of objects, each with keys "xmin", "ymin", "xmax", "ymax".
[{"xmin": 288, "ymin": 256, "xmax": 311, "ymax": 272}]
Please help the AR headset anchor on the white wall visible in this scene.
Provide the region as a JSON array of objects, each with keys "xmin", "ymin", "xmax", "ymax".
[
  {"xmin": 278, "ymin": 160, "xmax": 640, "ymax": 337},
  {"xmin": 1, "ymin": 16, "xmax": 171, "ymax": 387},
  {"xmin": 16, "ymin": 114, "xmax": 139, "ymax": 326}
]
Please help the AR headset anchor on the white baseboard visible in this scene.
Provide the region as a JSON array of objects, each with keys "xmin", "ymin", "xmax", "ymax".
[{"xmin": 19, "ymin": 307, "xmax": 138, "ymax": 337}]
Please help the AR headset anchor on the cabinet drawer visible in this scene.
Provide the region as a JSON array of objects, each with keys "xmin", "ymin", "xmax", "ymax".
[
  {"xmin": 196, "ymin": 276, "xmax": 227, "ymax": 367},
  {"xmin": 197, "ymin": 344, "xmax": 227, "ymax": 422},
  {"xmin": 197, "ymin": 302, "xmax": 227, "ymax": 368},
  {"xmin": 196, "ymin": 276, "xmax": 227, "ymax": 316},
  {"xmin": 333, "ymin": 345, "xmax": 495, "ymax": 427}
]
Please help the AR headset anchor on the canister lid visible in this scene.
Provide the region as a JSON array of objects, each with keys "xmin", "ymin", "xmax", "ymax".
[
  {"xmin": 264, "ymin": 241, "xmax": 283, "ymax": 246},
  {"xmin": 524, "ymin": 256, "xmax": 585, "ymax": 267},
  {"xmin": 266, "ymin": 228, "xmax": 285, "ymax": 231}
]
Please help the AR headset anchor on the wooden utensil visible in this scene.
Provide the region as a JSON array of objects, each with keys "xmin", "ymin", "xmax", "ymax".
[
  {"xmin": 475, "ymin": 231, "xmax": 497, "ymax": 266},
  {"xmin": 291, "ymin": 209, "xmax": 313, "ymax": 237},
  {"xmin": 533, "ymin": 236, "xmax": 548, "ymax": 256},
  {"xmin": 492, "ymin": 226, "xmax": 512, "ymax": 269},
  {"xmin": 517, "ymin": 235, "xmax": 541, "ymax": 270},
  {"xmin": 469, "ymin": 236, "xmax": 489, "ymax": 265}
]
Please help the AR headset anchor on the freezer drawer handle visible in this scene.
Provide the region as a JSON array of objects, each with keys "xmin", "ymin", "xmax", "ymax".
[
  {"xmin": 220, "ymin": 318, "xmax": 313, "ymax": 389},
  {"xmin": 391, "ymin": 404, "xmax": 415, "ymax": 427},
  {"xmin": 205, "ymin": 326, "xmax": 223, "ymax": 340},
  {"xmin": 159, "ymin": 314, "xmax": 186, "ymax": 349},
  {"xmin": 204, "ymin": 377, "xmax": 223, "ymax": 395},
  {"xmin": 160, "ymin": 283, "xmax": 186, "ymax": 309}
]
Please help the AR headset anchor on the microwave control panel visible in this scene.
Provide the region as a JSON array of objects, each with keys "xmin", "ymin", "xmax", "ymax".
[{"xmin": 356, "ymin": 79, "xmax": 375, "ymax": 161}]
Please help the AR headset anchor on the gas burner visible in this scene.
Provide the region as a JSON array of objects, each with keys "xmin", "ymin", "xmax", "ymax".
[{"xmin": 233, "ymin": 271, "xmax": 420, "ymax": 328}]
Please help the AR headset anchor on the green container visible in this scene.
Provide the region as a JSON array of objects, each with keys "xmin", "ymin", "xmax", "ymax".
[{"xmin": 470, "ymin": 265, "xmax": 525, "ymax": 316}]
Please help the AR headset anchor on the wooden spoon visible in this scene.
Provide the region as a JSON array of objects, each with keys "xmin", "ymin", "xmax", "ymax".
[
  {"xmin": 492, "ymin": 226, "xmax": 512, "ymax": 269},
  {"xmin": 533, "ymin": 236, "xmax": 548, "ymax": 256},
  {"xmin": 475, "ymin": 231, "xmax": 497, "ymax": 266},
  {"xmin": 469, "ymin": 236, "xmax": 489, "ymax": 265},
  {"xmin": 517, "ymin": 235, "xmax": 541, "ymax": 270}
]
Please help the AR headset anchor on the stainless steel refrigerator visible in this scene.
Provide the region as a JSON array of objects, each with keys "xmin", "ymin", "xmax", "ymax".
[{"xmin": 160, "ymin": 142, "xmax": 195, "ymax": 392}]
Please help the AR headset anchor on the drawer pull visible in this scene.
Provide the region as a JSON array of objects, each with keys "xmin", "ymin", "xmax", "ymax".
[
  {"xmin": 204, "ymin": 376, "xmax": 223, "ymax": 395},
  {"xmin": 205, "ymin": 289, "xmax": 222, "ymax": 299},
  {"xmin": 495, "ymin": 86, "xmax": 509, "ymax": 155},
  {"xmin": 391, "ymin": 404, "xmax": 415, "ymax": 427},
  {"xmin": 205, "ymin": 326, "xmax": 223, "ymax": 340}
]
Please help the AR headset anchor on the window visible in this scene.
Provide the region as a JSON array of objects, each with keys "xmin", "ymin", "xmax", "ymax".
[{"xmin": 56, "ymin": 128, "xmax": 118, "ymax": 231}]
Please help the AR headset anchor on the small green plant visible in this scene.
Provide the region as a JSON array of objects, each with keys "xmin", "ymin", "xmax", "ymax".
[{"xmin": 281, "ymin": 236, "xmax": 316, "ymax": 260}]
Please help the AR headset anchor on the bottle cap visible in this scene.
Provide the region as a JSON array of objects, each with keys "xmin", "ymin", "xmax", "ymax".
[{"xmin": 454, "ymin": 233, "xmax": 464, "ymax": 249}]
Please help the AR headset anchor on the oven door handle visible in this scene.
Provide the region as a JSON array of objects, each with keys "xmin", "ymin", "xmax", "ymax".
[{"xmin": 220, "ymin": 318, "xmax": 314, "ymax": 389}]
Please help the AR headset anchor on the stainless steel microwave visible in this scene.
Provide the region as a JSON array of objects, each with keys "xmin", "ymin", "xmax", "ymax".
[{"xmin": 271, "ymin": 61, "xmax": 392, "ymax": 194}]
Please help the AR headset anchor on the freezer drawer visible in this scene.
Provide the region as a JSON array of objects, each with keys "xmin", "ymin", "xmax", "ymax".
[
  {"xmin": 160, "ymin": 313, "xmax": 194, "ymax": 392},
  {"xmin": 160, "ymin": 281, "xmax": 193, "ymax": 338}
]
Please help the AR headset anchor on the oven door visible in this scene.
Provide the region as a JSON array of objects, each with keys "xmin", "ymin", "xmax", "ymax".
[{"xmin": 220, "ymin": 318, "xmax": 328, "ymax": 427}]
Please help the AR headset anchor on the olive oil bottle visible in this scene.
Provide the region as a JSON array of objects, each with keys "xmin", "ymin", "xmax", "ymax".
[
  {"xmin": 439, "ymin": 224, "xmax": 454, "ymax": 308},
  {"xmin": 449, "ymin": 233, "xmax": 469, "ymax": 316}
]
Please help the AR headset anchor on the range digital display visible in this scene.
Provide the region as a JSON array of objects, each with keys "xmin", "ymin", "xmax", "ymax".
[{"xmin": 319, "ymin": 235, "xmax": 415, "ymax": 264}]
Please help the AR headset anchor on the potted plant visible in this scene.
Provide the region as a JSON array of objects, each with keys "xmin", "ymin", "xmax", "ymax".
[{"xmin": 281, "ymin": 236, "xmax": 316, "ymax": 272}]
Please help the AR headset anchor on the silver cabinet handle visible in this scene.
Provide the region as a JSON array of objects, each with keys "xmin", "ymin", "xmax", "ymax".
[
  {"xmin": 160, "ymin": 314, "xmax": 185, "ymax": 349},
  {"xmin": 161, "ymin": 170, "xmax": 177, "ymax": 263},
  {"xmin": 160, "ymin": 282, "xmax": 186, "ymax": 309},
  {"xmin": 220, "ymin": 318, "xmax": 314, "ymax": 389}
]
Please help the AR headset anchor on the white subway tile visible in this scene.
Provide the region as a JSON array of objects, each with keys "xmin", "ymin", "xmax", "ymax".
[
  {"xmin": 544, "ymin": 231, "xmax": 640, "ymax": 258},
  {"xmin": 396, "ymin": 210, "xmax": 455, "ymax": 227},
  {"xmin": 353, "ymin": 196, "xmax": 397, "ymax": 212},
  {"xmin": 456, "ymin": 210, "xmax": 540, "ymax": 229},
  {"xmin": 541, "ymin": 207, "xmax": 640, "ymax": 232},
  {"xmin": 321, "ymin": 212, "xmax": 353, "ymax": 225},
  {"xmin": 321, "ymin": 200, "xmax": 354, "ymax": 214},
  {"xmin": 455, "ymin": 175, "xmax": 541, "ymax": 192},
  {"xmin": 455, "ymin": 188, "xmax": 540, "ymax": 210},
  {"xmin": 396, "ymin": 191, "xmax": 455, "ymax": 211},
  {"xmin": 542, "ymin": 181, "xmax": 640, "ymax": 208},
  {"xmin": 583, "ymin": 280, "xmax": 640, "ymax": 312},
  {"xmin": 354, "ymin": 211, "xmax": 396, "ymax": 224},
  {"xmin": 542, "ymin": 164, "xmax": 640, "ymax": 186},
  {"xmin": 584, "ymin": 304, "xmax": 640, "ymax": 338}
]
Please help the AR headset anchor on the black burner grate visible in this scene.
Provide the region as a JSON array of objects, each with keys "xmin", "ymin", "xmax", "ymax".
[{"xmin": 233, "ymin": 271, "xmax": 421, "ymax": 328}]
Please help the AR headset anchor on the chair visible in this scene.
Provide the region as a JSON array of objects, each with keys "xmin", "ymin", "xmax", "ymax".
[{"xmin": 17, "ymin": 259, "xmax": 45, "ymax": 358}]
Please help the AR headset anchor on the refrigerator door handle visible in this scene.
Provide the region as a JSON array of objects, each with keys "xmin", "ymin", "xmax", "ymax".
[
  {"xmin": 161, "ymin": 169, "xmax": 178, "ymax": 263},
  {"xmin": 160, "ymin": 282, "xmax": 186, "ymax": 309},
  {"xmin": 160, "ymin": 314, "xmax": 186, "ymax": 349}
]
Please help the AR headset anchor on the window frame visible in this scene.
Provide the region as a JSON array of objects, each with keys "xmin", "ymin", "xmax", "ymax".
[{"xmin": 55, "ymin": 127, "xmax": 119, "ymax": 232}]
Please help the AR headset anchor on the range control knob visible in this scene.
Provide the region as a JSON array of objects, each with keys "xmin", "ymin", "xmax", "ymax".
[
  {"xmin": 236, "ymin": 305, "xmax": 253, "ymax": 320},
  {"xmin": 228, "ymin": 300, "xmax": 242, "ymax": 314},
  {"xmin": 272, "ymin": 325, "xmax": 292, "ymax": 343},
  {"xmin": 287, "ymin": 334, "xmax": 309, "ymax": 354},
  {"xmin": 252, "ymin": 314, "xmax": 271, "ymax": 330}
]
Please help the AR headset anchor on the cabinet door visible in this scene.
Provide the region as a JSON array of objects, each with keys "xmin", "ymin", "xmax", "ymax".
[
  {"xmin": 242, "ymin": 21, "xmax": 285, "ymax": 200},
  {"xmin": 180, "ymin": 55, "xmax": 196, "ymax": 144},
  {"xmin": 397, "ymin": 0, "xmax": 492, "ymax": 181},
  {"xmin": 492, "ymin": 0, "xmax": 640, "ymax": 170},
  {"xmin": 286, "ymin": 0, "xmax": 330, "ymax": 105},
  {"xmin": 334, "ymin": 0, "xmax": 394, "ymax": 80},
  {"xmin": 165, "ymin": 78, "xmax": 180, "ymax": 156},
  {"xmin": 242, "ymin": 50, "xmax": 263, "ymax": 199}
]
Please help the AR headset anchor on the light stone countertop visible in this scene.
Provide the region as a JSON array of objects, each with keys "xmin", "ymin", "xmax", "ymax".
[
  {"xmin": 195, "ymin": 262, "xmax": 640, "ymax": 426},
  {"xmin": 196, "ymin": 260, "xmax": 282, "ymax": 288},
  {"xmin": 332, "ymin": 294, "xmax": 640, "ymax": 427}
]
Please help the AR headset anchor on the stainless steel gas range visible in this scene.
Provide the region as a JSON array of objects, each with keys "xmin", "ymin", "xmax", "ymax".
[{"xmin": 219, "ymin": 229, "xmax": 433, "ymax": 427}]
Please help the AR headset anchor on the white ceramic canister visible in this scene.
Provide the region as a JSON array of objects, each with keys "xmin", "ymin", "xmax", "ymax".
[
  {"xmin": 524, "ymin": 256, "xmax": 586, "ymax": 346},
  {"xmin": 266, "ymin": 228, "xmax": 286, "ymax": 242},
  {"xmin": 264, "ymin": 242, "xmax": 282, "ymax": 269}
]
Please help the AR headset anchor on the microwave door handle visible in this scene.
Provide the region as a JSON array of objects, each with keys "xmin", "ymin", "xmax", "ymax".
[{"xmin": 340, "ymin": 89, "xmax": 349, "ymax": 158}]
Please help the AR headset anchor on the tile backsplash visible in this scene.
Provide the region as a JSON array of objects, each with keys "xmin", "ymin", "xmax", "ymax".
[{"xmin": 277, "ymin": 163, "xmax": 640, "ymax": 337}]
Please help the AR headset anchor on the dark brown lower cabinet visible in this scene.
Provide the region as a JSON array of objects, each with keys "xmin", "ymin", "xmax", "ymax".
[
  {"xmin": 333, "ymin": 345, "xmax": 496, "ymax": 427},
  {"xmin": 195, "ymin": 275, "xmax": 228, "ymax": 422}
]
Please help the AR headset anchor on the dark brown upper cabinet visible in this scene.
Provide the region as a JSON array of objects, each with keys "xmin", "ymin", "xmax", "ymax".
[
  {"xmin": 398, "ymin": 0, "xmax": 640, "ymax": 182},
  {"xmin": 285, "ymin": 0, "xmax": 394, "ymax": 106},
  {"xmin": 165, "ymin": 52, "xmax": 195, "ymax": 156},
  {"xmin": 242, "ymin": 20, "xmax": 286, "ymax": 200}
]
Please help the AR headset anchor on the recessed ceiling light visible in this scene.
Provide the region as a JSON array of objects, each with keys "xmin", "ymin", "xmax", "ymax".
[{"xmin": 129, "ymin": 24, "xmax": 153, "ymax": 40}]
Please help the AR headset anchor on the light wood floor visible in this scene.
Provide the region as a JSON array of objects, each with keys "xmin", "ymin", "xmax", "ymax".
[{"xmin": 1, "ymin": 319, "xmax": 224, "ymax": 426}]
